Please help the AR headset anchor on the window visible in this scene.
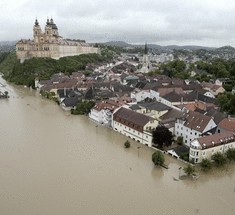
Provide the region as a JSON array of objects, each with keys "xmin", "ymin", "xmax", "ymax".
[
  {"xmin": 185, "ymin": 140, "xmax": 187, "ymax": 143},
  {"xmin": 146, "ymin": 135, "xmax": 148, "ymax": 138},
  {"xmin": 195, "ymin": 132, "xmax": 197, "ymax": 135}
]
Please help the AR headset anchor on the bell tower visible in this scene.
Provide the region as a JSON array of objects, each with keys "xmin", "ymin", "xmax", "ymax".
[{"xmin": 33, "ymin": 18, "xmax": 41, "ymax": 44}]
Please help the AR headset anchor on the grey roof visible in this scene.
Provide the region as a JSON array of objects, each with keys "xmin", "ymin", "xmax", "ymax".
[
  {"xmin": 129, "ymin": 104, "xmax": 141, "ymax": 110},
  {"xmin": 62, "ymin": 96, "xmax": 79, "ymax": 107},
  {"xmin": 160, "ymin": 109, "xmax": 184, "ymax": 123},
  {"xmin": 138, "ymin": 101, "xmax": 172, "ymax": 112}
]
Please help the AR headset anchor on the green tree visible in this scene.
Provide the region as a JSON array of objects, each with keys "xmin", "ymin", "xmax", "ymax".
[
  {"xmin": 71, "ymin": 101, "xmax": 95, "ymax": 115},
  {"xmin": 152, "ymin": 125, "xmax": 174, "ymax": 148},
  {"xmin": 152, "ymin": 151, "xmax": 165, "ymax": 166},
  {"xmin": 200, "ymin": 158, "xmax": 212, "ymax": 172},
  {"xmin": 183, "ymin": 165, "xmax": 196, "ymax": 177},
  {"xmin": 124, "ymin": 140, "xmax": 131, "ymax": 148},
  {"xmin": 225, "ymin": 148, "xmax": 235, "ymax": 161},
  {"xmin": 211, "ymin": 152, "xmax": 227, "ymax": 167},
  {"xmin": 176, "ymin": 136, "xmax": 183, "ymax": 145}
]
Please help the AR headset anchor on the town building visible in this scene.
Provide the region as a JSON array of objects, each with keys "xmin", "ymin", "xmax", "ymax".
[
  {"xmin": 174, "ymin": 110, "xmax": 217, "ymax": 147},
  {"xmin": 16, "ymin": 18, "xmax": 99, "ymax": 62},
  {"xmin": 112, "ymin": 107, "xmax": 158, "ymax": 146},
  {"xmin": 189, "ymin": 131, "xmax": 235, "ymax": 163},
  {"xmin": 217, "ymin": 117, "xmax": 235, "ymax": 133},
  {"xmin": 89, "ymin": 99, "xmax": 124, "ymax": 127}
]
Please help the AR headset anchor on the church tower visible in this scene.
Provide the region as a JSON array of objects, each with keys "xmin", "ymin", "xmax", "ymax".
[
  {"xmin": 45, "ymin": 18, "xmax": 59, "ymax": 42},
  {"xmin": 33, "ymin": 18, "xmax": 42, "ymax": 44},
  {"xmin": 140, "ymin": 42, "xmax": 151, "ymax": 73}
]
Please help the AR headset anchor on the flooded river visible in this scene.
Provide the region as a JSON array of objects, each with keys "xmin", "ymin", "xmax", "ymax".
[{"xmin": 0, "ymin": 76, "xmax": 235, "ymax": 215}]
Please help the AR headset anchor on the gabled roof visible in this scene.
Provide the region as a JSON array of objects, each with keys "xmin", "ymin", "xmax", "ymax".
[
  {"xmin": 160, "ymin": 109, "xmax": 184, "ymax": 123},
  {"xmin": 62, "ymin": 96, "xmax": 79, "ymax": 107},
  {"xmin": 138, "ymin": 101, "xmax": 172, "ymax": 112},
  {"xmin": 113, "ymin": 107, "xmax": 154, "ymax": 128},
  {"xmin": 218, "ymin": 118, "xmax": 235, "ymax": 132},
  {"xmin": 182, "ymin": 110, "xmax": 213, "ymax": 132},
  {"xmin": 158, "ymin": 87, "xmax": 184, "ymax": 97}
]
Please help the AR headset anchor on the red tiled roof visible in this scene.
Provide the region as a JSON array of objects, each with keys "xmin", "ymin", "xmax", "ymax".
[
  {"xmin": 113, "ymin": 107, "xmax": 154, "ymax": 132},
  {"xmin": 93, "ymin": 100, "xmax": 123, "ymax": 111},
  {"xmin": 158, "ymin": 87, "xmax": 184, "ymax": 97},
  {"xmin": 183, "ymin": 110, "xmax": 213, "ymax": 132},
  {"xmin": 218, "ymin": 118, "xmax": 235, "ymax": 132},
  {"xmin": 198, "ymin": 131, "xmax": 234, "ymax": 148}
]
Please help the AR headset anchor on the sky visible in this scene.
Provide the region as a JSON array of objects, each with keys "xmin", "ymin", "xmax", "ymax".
[{"xmin": 0, "ymin": 0, "xmax": 235, "ymax": 47}]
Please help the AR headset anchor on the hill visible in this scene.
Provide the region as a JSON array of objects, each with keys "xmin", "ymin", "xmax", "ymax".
[
  {"xmin": 0, "ymin": 41, "xmax": 16, "ymax": 52},
  {"xmin": 0, "ymin": 52, "xmax": 112, "ymax": 87},
  {"xmin": 102, "ymin": 41, "xmax": 216, "ymax": 51}
]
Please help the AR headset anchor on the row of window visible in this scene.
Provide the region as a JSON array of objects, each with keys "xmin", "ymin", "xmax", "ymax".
[{"xmin": 176, "ymin": 125, "xmax": 198, "ymax": 135}]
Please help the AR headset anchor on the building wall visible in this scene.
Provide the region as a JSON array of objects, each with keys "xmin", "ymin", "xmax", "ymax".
[
  {"xmin": 190, "ymin": 140, "xmax": 235, "ymax": 163},
  {"xmin": 202, "ymin": 119, "xmax": 217, "ymax": 133},
  {"xmin": 175, "ymin": 119, "xmax": 201, "ymax": 147},
  {"xmin": 16, "ymin": 20, "xmax": 99, "ymax": 62},
  {"xmin": 112, "ymin": 119, "xmax": 157, "ymax": 147}
]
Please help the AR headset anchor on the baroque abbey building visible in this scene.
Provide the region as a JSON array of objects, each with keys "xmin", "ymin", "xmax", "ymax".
[{"xmin": 16, "ymin": 18, "xmax": 99, "ymax": 62}]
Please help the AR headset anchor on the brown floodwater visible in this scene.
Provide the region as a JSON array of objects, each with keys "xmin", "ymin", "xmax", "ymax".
[{"xmin": 0, "ymin": 76, "xmax": 235, "ymax": 215}]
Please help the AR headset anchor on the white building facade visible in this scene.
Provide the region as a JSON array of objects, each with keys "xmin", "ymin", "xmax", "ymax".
[
  {"xmin": 189, "ymin": 131, "xmax": 235, "ymax": 163},
  {"xmin": 112, "ymin": 107, "xmax": 158, "ymax": 146}
]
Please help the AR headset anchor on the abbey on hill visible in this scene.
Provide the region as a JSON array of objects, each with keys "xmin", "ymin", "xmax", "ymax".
[{"xmin": 16, "ymin": 18, "xmax": 99, "ymax": 62}]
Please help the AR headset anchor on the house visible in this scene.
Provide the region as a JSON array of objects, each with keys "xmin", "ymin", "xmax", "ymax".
[
  {"xmin": 201, "ymin": 81, "xmax": 225, "ymax": 96},
  {"xmin": 215, "ymin": 78, "xmax": 231, "ymax": 86},
  {"xmin": 159, "ymin": 109, "xmax": 185, "ymax": 133},
  {"xmin": 189, "ymin": 131, "xmax": 235, "ymax": 163},
  {"xmin": 112, "ymin": 107, "xmax": 158, "ymax": 146},
  {"xmin": 61, "ymin": 95, "xmax": 80, "ymax": 111},
  {"xmin": 89, "ymin": 99, "xmax": 123, "ymax": 127},
  {"xmin": 217, "ymin": 117, "xmax": 235, "ymax": 133},
  {"xmin": 130, "ymin": 89, "xmax": 150, "ymax": 102},
  {"xmin": 174, "ymin": 110, "xmax": 217, "ymax": 147},
  {"xmin": 129, "ymin": 101, "xmax": 171, "ymax": 120}
]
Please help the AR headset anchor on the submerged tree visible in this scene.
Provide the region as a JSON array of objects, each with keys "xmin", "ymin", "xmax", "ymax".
[
  {"xmin": 124, "ymin": 140, "xmax": 131, "ymax": 148},
  {"xmin": 211, "ymin": 152, "xmax": 227, "ymax": 167},
  {"xmin": 225, "ymin": 148, "xmax": 235, "ymax": 161},
  {"xmin": 152, "ymin": 125, "xmax": 174, "ymax": 148},
  {"xmin": 183, "ymin": 165, "xmax": 196, "ymax": 177},
  {"xmin": 152, "ymin": 151, "xmax": 165, "ymax": 166},
  {"xmin": 200, "ymin": 158, "xmax": 212, "ymax": 172}
]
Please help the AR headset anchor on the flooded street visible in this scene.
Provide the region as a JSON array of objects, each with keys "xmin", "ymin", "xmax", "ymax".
[{"xmin": 0, "ymin": 76, "xmax": 235, "ymax": 215}]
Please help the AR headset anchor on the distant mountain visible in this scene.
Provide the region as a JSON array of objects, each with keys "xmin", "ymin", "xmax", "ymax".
[
  {"xmin": 103, "ymin": 41, "xmax": 217, "ymax": 51},
  {"xmin": 0, "ymin": 41, "xmax": 16, "ymax": 52},
  {"xmin": 215, "ymin": 46, "xmax": 235, "ymax": 52},
  {"xmin": 103, "ymin": 41, "xmax": 132, "ymax": 47}
]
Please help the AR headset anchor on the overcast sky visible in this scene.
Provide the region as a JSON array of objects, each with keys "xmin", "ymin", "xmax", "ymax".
[{"xmin": 0, "ymin": 0, "xmax": 235, "ymax": 47}]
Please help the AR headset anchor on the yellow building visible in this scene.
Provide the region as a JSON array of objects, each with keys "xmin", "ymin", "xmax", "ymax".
[{"xmin": 16, "ymin": 18, "xmax": 99, "ymax": 62}]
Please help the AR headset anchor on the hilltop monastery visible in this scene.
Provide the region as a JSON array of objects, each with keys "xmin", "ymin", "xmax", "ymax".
[{"xmin": 16, "ymin": 18, "xmax": 99, "ymax": 62}]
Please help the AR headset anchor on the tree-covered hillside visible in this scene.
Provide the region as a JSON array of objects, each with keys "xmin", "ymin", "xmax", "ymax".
[{"xmin": 0, "ymin": 51, "xmax": 113, "ymax": 87}]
